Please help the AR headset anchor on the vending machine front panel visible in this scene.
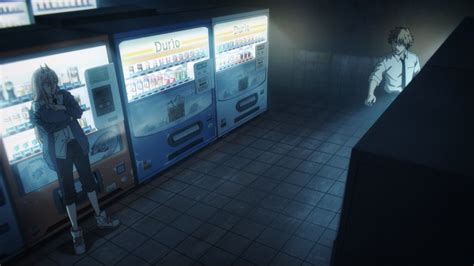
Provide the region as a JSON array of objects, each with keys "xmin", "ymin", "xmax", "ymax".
[
  {"xmin": 116, "ymin": 26, "xmax": 216, "ymax": 183},
  {"xmin": 0, "ymin": 43, "xmax": 135, "ymax": 246},
  {"xmin": 213, "ymin": 12, "xmax": 269, "ymax": 137}
]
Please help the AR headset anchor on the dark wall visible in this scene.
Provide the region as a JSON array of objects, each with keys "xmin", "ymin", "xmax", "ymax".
[{"xmin": 98, "ymin": 0, "xmax": 474, "ymax": 97}]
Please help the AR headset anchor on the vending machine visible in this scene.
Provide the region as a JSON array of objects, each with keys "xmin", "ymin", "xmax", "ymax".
[
  {"xmin": 0, "ymin": 0, "xmax": 34, "ymax": 29},
  {"xmin": 212, "ymin": 10, "xmax": 269, "ymax": 137},
  {"xmin": 0, "ymin": 29, "xmax": 135, "ymax": 246},
  {"xmin": 0, "ymin": 165, "xmax": 24, "ymax": 264},
  {"xmin": 73, "ymin": 14, "xmax": 216, "ymax": 183}
]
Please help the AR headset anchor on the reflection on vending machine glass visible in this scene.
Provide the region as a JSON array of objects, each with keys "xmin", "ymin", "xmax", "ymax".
[{"xmin": 168, "ymin": 95, "xmax": 185, "ymax": 122}]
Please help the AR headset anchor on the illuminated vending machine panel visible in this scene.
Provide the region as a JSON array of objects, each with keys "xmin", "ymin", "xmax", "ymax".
[
  {"xmin": 0, "ymin": 44, "xmax": 134, "ymax": 245},
  {"xmin": 0, "ymin": 0, "xmax": 33, "ymax": 29},
  {"xmin": 117, "ymin": 27, "xmax": 215, "ymax": 182},
  {"xmin": 213, "ymin": 13, "xmax": 269, "ymax": 136},
  {"xmin": 31, "ymin": 0, "xmax": 97, "ymax": 16}
]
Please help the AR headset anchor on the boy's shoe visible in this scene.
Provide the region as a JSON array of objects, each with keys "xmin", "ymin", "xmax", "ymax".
[
  {"xmin": 95, "ymin": 211, "xmax": 120, "ymax": 229},
  {"xmin": 70, "ymin": 227, "xmax": 86, "ymax": 255}
]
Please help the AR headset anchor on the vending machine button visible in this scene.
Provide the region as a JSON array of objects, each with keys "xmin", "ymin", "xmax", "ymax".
[{"xmin": 114, "ymin": 162, "xmax": 126, "ymax": 175}]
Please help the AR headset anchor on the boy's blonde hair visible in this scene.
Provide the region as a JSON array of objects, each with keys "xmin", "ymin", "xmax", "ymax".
[{"xmin": 388, "ymin": 27, "xmax": 414, "ymax": 49}]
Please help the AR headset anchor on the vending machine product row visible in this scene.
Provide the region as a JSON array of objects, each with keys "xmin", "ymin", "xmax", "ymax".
[
  {"xmin": 72, "ymin": 13, "xmax": 217, "ymax": 184},
  {"xmin": 0, "ymin": 0, "xmax": 34, "ymax": 29},
  {"xmin": 0, "ymin": 28, "xmax": 135, "ymax": 246},
  {"xmin": 212, "ymin": 10, "xmax": 269, "ymax": 137},
  {"xmin": 31, "ymin": 0, "xmax": 98, "ymax": 16}
]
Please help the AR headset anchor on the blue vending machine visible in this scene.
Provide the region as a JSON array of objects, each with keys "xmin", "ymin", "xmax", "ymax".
[
  {"xmin": 212, "ymin": 10, "xmax": 269, "ymax": 137},
  {"xmin": 0, "ymin": 165, "xmax": 23, "ymax": 263},
  {"xmin": 74, "ymin": 15, "xmax": 216, "ymax": 183}
]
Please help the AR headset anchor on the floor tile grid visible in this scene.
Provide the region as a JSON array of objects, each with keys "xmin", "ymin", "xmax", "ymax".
[
  {"xmin": 11, "ymin": 93, "xmax": 390, "ymax": 266},
  {"xmin": 162, "ymin": 116, "xmax": 348, "ymax": 264},
  {"xmin": 137, "ymin": 128, "xmax": 324, "ymax": 264}
]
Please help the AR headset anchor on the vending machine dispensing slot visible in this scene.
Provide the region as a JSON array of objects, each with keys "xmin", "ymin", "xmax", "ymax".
[
  {"xmin": 236, "ymin": 93, "xmax": 258, "ymax": 112},
  {"xmin": 235, "ymin": 107, "xmax": 260, "ymax": 123},
  {"xmin": 167, "ymin": 138, "xmax": 204, "ymax": 161},
  {"xmin": 168, "ymin": 122, "xmax": 203, "ymax": 147}
]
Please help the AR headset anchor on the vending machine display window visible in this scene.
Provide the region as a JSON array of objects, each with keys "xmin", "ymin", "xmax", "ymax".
[
  {"xmin": 0, "ymin": 0, "xmax": 33, "ymax": 29},
  {"xmin": 213, "ymin": 15, "xmax": 268, "ymax": 73},
  {"xmin": 0, "ymin": 44, "xmax": 109, "ymax": 194},
  {"xmin": 31, "ymin": 0, "xmax": 97, "ymax": 16},
  {"xmin": 118, "ymin": 27, "xmax": 211, "ymax": 103}
]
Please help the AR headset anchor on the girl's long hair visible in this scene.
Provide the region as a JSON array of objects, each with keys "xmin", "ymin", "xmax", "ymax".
[{"xmin": 31, "ymin": 65, "xmax": 59, "ymax": 110}]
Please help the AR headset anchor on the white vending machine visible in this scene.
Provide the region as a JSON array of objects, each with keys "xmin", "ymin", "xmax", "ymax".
[{"xmin": 212, "ymin": 10, "xmax": 269, "ymax": 137}]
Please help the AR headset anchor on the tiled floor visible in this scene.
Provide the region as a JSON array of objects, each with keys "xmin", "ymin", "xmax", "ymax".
[{"xmin": 11, "ymin": 90, "xmax": 393, "ymax": 266}]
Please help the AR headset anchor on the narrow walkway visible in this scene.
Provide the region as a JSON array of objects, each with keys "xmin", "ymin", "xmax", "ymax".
[{"xmin": 12, "ymin": 90, "xmax": 393, "ymax": 266}]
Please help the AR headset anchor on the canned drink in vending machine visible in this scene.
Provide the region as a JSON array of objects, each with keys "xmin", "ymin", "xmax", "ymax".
[
  {"xmin": 143, "ymin": 77, "xmax": 150, "ymax": 91},
  {"xmin": 136, "ymin": 79, "xmax": 144, "ymax": 94},
  {"xmin": 129, "ymin": 65, "xmax": 135, "ymax": 75},
  {"xmin": 128, "ymin": 81, "xmax": 137, "ymax": 98},
  {"xmin": 157, "ymin": 73, "xmax": 163, "ymax": 88}
]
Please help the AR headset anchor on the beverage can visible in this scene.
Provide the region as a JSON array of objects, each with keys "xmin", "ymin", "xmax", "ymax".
[
  {"xmin": 136, "ymin": 79, "xmax": 143, "ymax": 93},
  {"xmin": 157, "ymin": 73, "xmax": 163, "ymax": 87},
  {"xmin": 144, "ymin": 77, "xmax": 150, "ymax": 90}
]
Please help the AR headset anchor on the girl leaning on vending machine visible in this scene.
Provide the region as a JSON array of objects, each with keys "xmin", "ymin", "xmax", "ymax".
[{"xmin": 29, "ymin": 65, "xmax": 119, "ymax": 255}]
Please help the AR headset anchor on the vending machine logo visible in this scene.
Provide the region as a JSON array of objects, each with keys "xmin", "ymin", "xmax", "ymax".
[
  {"xmin": 233, "ymin": 24, "xmax": 250, "ymax": 35},
  {"xmin": 154, "ymin": 39, "xmax": 181, "ymax": 53}
]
